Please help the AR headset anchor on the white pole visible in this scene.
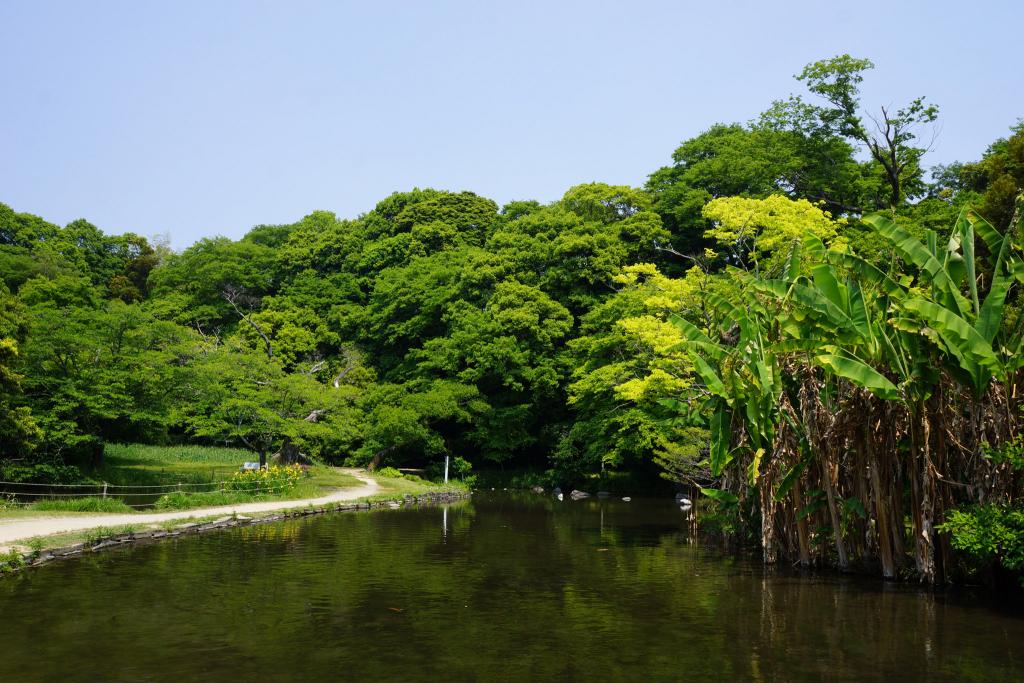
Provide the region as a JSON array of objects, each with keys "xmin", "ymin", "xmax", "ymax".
[{"xmin": 444, "ymin": 455, "xmax": 449, "ymax": 484}]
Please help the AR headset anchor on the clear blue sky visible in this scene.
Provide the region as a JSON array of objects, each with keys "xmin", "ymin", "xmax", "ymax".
[{"xmin": 1, "ymin": 0, "xmax": 1020, "ymax": 248}]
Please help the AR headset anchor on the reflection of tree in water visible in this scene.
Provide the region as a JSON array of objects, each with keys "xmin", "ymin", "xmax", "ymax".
[{"xmin": 0, "ymin": 497, "xmax": 1021, "ymax": 681}]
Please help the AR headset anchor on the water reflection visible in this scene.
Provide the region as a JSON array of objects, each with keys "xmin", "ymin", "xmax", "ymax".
[{"xmin": 0, "ymin": 493, "xmax": 1020, "ymax": 682}]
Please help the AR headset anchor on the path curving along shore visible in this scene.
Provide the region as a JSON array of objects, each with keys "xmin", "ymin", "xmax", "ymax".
[{"xmin": 0, "ymin": 468, "xmax": 379, "ymax": 550}]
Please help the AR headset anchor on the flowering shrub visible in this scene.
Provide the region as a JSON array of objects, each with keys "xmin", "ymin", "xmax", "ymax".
[{"xmin": 225, "ymin": 464, "xmax": 304, "ymax": 494}]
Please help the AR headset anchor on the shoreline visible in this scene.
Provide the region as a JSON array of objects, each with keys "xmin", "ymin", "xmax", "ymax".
[
  {"xmin": 0, "ymin": 467, "xmax": 380, "ymax": 546},
  {"xmin": 0, "ymin": 489, "xmax": 470, "ymax": 575}
]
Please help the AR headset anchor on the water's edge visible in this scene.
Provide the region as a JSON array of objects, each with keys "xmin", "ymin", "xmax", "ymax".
[{"xmin": 0, "ymin": 490, "xmax": 470, "ymax": 575}]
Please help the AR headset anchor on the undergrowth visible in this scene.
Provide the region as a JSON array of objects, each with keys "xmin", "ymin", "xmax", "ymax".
[{"xmin": 30, "ymin": 498, "xmax": 134, "ymax": 513}]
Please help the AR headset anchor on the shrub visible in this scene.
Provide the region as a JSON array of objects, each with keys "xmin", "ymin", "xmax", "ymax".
[
  {"xmin": 0, "ymin": 549, "xmax": 27, "ymax": 573},
  {"xmin": 374, "ymin": 467, "xmax": 403, "ymax": 479},
  {"xmin": 698, "ymin": 497, "xmax": 744, "ymax": 537},
  {"xmin": 939, "ymin": 504, "xmax": 1024, "ymax": 584},
  {"xmin": 0, "ymin": 463, "xmax": 88, "ymax": 485}
]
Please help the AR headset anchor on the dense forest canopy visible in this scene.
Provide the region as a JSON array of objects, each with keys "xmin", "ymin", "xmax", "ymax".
[{"xmin": 3, "ymin": 56, "xmax": 1023, "ymax": 582}]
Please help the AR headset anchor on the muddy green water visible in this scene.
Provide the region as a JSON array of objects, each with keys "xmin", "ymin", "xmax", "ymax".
[{"xmin": 1, "ymin": 493, "xmax": 1022, "ymax": 682}]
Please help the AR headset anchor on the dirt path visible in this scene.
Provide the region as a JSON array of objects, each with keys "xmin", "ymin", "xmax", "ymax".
[{"xmin": 0, "ymin": 468, "xmax": 378, "ymax": 550}]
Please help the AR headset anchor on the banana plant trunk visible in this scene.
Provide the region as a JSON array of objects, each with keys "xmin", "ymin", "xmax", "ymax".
[
  {"xmin": 821, "ymin": 454, "xmax": 850, "ymax": 571},
  {"xmin": 792, "ymin": 476, "xmax": 812, "ymax": 567},
  {"xmin": 865, "ymin": 431, "xmax": 896, "ymax": 579},
  {"xmin": 760, "ymin": 482, "xmax": 777, "ymax": 564}
]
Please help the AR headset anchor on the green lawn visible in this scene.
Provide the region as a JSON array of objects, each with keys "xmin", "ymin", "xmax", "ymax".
[{"xmin": 95, "ymin": 443, "xmax": 256, "ymax": 486}]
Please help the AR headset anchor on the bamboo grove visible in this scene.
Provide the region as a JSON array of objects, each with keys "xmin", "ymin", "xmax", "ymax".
[{"xmin": 657, "ymin": 198, "xmax": 1024, "ymax": 583}]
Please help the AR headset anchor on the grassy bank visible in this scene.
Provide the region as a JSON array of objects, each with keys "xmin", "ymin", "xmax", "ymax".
[
  {"xmin": 1, "ymin": 474, "xmax": 468, "ymax": 563},
  {"xmin": 95, "ymin": 443, "xmax": 258, "ymax": 486},
  {"xmin": 0, "ymin": 445, "xmax": 471, "ymax": 534},
  {"xmin": 0, "ymin": 444, "xmax": 370, "ymax": 517}
]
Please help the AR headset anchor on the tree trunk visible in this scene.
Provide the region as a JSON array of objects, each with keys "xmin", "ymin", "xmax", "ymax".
[
  {"xmin": 866, "ymin": 433, "xmax": 896, "ymax": 579},
  {"xmin": 910, "ymin": 405, "xmax": 936, "ymax": 583},
  {"xmin": 821, "ymin": 454, "xmax": 849, "ymax": 571},
  {"xmin": 760, "ymin": 481, "xmax": 777, "ymax": 564},
  {"xmin": 793, "ymin": 476, "xmax": 812, "ymax": 567},
  {"xmin": 276, "ymin": 438, "xmax": 310, "ymax": 465}
]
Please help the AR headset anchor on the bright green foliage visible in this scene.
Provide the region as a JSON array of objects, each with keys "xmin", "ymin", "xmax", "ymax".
[
  {"xmin": 942, "ymin": 446, "xmax": 1024, "ymax": 581},
  {"xmin": 940, "ymin": 505, "xmax": 1024, "ymax": 581},
  {"xmin": 0, "ymin": 282, "xmax": 40, "ymax": 459},
  {"xmin": 16, "ymin": 284, "xmax": 192, "ymax": 465},
  {"xmin": 559, "ymin": 263, "xmax": 708, "ymax": 480},
  {"xmin": 647, "ymin": 124, "xmax": 858, "ymax": 257},
  {"xmin": 619, "ymin": 190, "xmax": 1024, "ymax": 579},
  {"xmin": 0, "ymin": 203, "xmax": 160, "ymax": 297},
  {"xmin": 30, "ymin": 497, "xmax": 133, "ymax": 513},
  {"xmin": 354, "ymin": 380, "xmax": 488, "ymax": 467},
  {"xmin": 702, "ymin": 195, "xmax": 842, "ymax": 273},
  {"xmin": 178, "ymin": 342, "xmax": 362, "ymax": 464},
  {"xmin": 148, "ymin": 236, "xmax": 277, "ymax": 326}
]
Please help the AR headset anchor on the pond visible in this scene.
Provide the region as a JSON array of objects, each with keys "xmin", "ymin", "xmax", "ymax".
[{"xmin": 1, "ymin": 493, "xmax": 1021, "ymax": 681}]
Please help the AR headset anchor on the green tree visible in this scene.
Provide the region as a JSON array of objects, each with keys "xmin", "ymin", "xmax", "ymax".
[
  {"xmin": 17, "ymin": 277, "xmax": 192, "ymax": 465},
  {"xmin": 793, "ymin": 55, "xmax": 939, "ymax": 207},
  {"xmin": 646, "ymin": 123, "xmax": 864, "ymax": 257},
  {"xmin": 148, "ymin": 236, "xmax": 277, "ymax": 328},
  {"xmin": 0, "ymin": 282, "xmax": 41, "ymax": 460},
  {"xmin": 954, "ymin": 122, "xmax": 1024, "ymax": 231},
  {"xmin": 180, "ymin": 343, "xmax": 361, "ymax": 467}
]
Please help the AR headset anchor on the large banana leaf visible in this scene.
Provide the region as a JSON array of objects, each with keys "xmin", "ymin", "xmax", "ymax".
[
  {"xmin": 755, "ymin": 280, "xmax": 853, "ymax": 330},
  {"xmin": 689, "ymin": 352, "xmax": 726, "ymax": 398},
  {"xmin": 847, "ymin": 279, "xmax": 874, "ymax": 346},
  {"xmin": 950, "ymin": 207, "xmax": 979, "ymax": 314},
  {"xmin": 865, "ymin": 214, "xmax": 971, "ymax": 316},
  {"xmin": 705, "ymin": 291, "xmax": 745, "ymax": 328},
  {"xmin": 668, "ymin": 314, "xmax": 725, "ymax": 360},
  {"xmin": 966, "ymin": 207, "xmax": 1005, "ymax": 254},
  {"xmin": 813, "ymin": 353, "xmax": 900, "ymax": 400},
  {"xmin": 905, "ymin": 296, "xmax": 999, "ymax": 378},
  {"xmin": 976, "ymin": 226, "xmax": 1014, "ymax": 343},
  {"xmin": 709, "ymin": 409, "xmax": 733, "ymax": 476},
  {"xmin": 825, "ymin": 251, "xmax": 906, "ymax": 299},
  {"xmin": 747, "ymin": 447, "xmax": 765, "ymax": 486},
  {"xmin": 802, "ymin": 233, "xmax": 827, "ymax": 264},
  {"xmin": 811, "ymin": 263, "xmax": 847, "ymax": 311}
]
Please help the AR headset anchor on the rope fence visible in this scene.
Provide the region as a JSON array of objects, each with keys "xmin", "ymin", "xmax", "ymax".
[
  {"xmin": 0, "ymin": 479, "xmax": 238, "ymax": 490},
  {"xmin": 0, "ymin": 481, "xmax": 299, "ymax": 508}
]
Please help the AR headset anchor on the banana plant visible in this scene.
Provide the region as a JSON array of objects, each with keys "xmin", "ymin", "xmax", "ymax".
[
  {"xmin": 668, "ymin": 285, "xmax": 781, "ymax": 479},
  {"xmin": 865, "ymin": 207, "xmax": 1021, "ymax": 399}
]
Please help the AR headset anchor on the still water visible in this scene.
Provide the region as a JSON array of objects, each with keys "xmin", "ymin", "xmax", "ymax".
[{"xmin": 1, "ymin": 493, "xmax": 1021, "ymax": 682}]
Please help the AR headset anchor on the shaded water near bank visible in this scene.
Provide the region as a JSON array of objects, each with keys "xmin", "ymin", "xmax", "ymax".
[{"xmin": 1, "ymin": 493, "xmax": 1021, "ymax": 681}]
